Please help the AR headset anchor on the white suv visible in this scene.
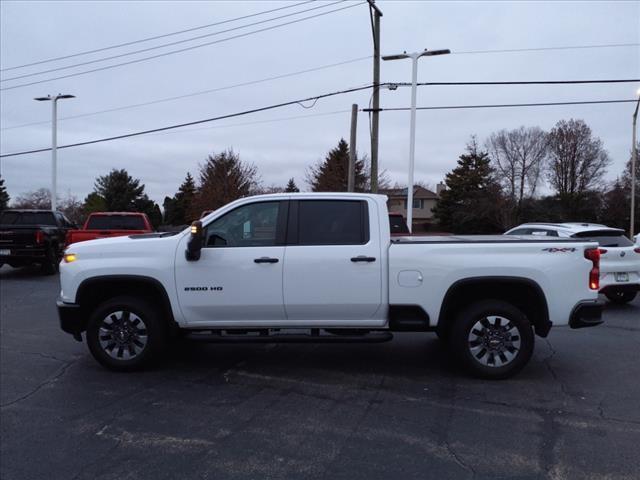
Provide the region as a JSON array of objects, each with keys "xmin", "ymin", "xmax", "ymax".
[{"xmin": 505, "ymin": 223, "xmax": 640, "ymax": 304}]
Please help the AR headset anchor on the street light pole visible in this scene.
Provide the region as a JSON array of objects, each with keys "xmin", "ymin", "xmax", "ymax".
[
  {"xmin": 34, "ymin": 94, "xmax": 75, "ymax": 211},
  {"xmin": 631, "ymin": 89, "xmax": 640, "ymax": 238},
  {"xmin": 382, "ymin": 49, "xmax": 450, "ymax": 232}
]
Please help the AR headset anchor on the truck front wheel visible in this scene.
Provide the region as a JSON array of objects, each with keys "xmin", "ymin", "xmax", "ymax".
[
  {"xmin": 86, "ymin": 296, "xmax": 167, "ymax": 371},
  {"xmin": 450, "ymin": 300, "xmax": 534, "ymax": 380}
]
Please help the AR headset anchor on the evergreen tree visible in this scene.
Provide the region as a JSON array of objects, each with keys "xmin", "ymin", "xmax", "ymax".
[
  {"xmin": 433, "ymin": 138, "xmax": 505, "ymax": 234},
  {"xmin": 83, "ymin": 192, "xmax": 107, "ymax": 215},
  {"xmin": 285, "ymin": 178, "xmax": 300, "ymax": 192},
  {"xmin": 191, "ymin": 149, "xmax": 259, "ymax": 218},
  {"xmin": 0, "ymin": 176, "xmax": 11, "ymax": 211},
  {"xmin": 307, "ymin": 139, "xmax": 367, "ymax": 192},
  {"xmin": 164, "ymin": 172, "xmax": 197, "ymax": 225},
  {"xmin": 93, "ymin": 169, "xmax": 146, "ymax": 211},
  {"xmin": 600, "ymin": 179, "xmax": 628, "ymax": 229}
]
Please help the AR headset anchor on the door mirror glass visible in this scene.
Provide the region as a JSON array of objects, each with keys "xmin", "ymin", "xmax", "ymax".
[{"xmin": 186, "ymin": 221, "xmax": 203, "ymax": 261}]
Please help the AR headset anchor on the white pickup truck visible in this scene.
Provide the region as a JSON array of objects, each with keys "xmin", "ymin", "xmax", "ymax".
[{"xmin": 58, "ymin": 193, "xmax": 603, "ymax": 379}]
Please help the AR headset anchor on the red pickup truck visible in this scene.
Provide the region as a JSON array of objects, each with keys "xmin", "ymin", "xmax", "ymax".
[{"xmin": 66, "ymin": 212, "xmax": 153, "ymax": 246}]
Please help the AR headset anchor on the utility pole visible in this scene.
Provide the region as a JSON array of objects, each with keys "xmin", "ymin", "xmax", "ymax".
[
  {"xmin": 348, "ymin": 103, "xmax": 358, "ymax": 192},
  {"xmin": 34, "ymin": 94, "xmax": 75, "ymax": 211},
  {"xmin": 367, "ymin": 0, "xmax": 382, "ymax": 193}
]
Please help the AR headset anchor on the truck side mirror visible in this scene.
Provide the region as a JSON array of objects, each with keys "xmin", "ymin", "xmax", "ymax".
[{"xmin": 186, "ymin": 221, "xmax": 203, "ymax": 261}]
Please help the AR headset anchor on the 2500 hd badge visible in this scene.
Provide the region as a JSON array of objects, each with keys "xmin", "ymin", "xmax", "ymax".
[{"xmin": 184, "ymin": 286, "xmax": 223, "ymax": 291}]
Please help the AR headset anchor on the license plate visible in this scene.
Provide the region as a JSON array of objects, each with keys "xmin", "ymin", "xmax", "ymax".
[
  {"xmin": 615, "ymin": 272, "xmax": 629, "ymax": 282},
  {"xmin": 0, "ymin": 249, "xmax": 10, "ymax": 256}
]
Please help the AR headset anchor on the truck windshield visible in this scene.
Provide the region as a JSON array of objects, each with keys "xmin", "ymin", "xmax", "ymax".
[
  {"xmin": 86, "ymin": 215, "xmax": 146, "ymax": 230},
  {"xmin": 572, "ymin": 230, "xmax": 633, "ymax": 247},
  {"xmin": 0, "ymin": 211, "xmax": 56, "ymax": 226}
]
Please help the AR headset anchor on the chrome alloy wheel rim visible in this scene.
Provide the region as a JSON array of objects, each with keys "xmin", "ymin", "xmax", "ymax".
[
  {"xmin": 468, "ymin": 316, "xmax": 521, "ymax": 367},
  {"xmin": 98, "ymin": 310, "xmax": 148, "ymax": 360}
]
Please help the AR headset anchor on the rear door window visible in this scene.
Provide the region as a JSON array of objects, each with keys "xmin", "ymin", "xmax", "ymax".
[
  {"xmin": 86, "ymin": 215, "xmax": 147, "ymax": 230},
  {"xmin": 572, "ymin": 230, "xmax": 633, "ymax": 247},
  {"xmin": 294, "ymin": 200, "xmax": 368, "ymax": 245}
]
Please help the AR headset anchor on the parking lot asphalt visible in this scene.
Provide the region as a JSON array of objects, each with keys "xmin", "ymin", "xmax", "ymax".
[{"xmin": 1, "ymin": 265, "xmax": 639, "ymax": 480}]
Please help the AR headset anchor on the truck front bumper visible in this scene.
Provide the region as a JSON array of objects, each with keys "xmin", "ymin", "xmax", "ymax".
[
  {"xmin": 57, "ymin": 299, "xmax": 85, "ymax": 341},
  {"xmin": 569, "ymin": 301, "xmax": 603, "ymax": 329}
]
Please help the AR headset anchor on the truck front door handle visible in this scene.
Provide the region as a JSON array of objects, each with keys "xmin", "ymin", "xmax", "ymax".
[
  {"xmin": 254, "ymin": 257, "xmax": 279, "ymax": 264},
  {"xmin": 351, "ymin": 256, "xmax": 376, "ymax": 263}
]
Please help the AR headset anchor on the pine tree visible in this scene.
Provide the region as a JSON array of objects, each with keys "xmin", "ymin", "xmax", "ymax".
[
  {"xmin": 307, "ymin": 139, "xmax": 367, "ymax": 192},
  {"xmin": 285, "ymin": 178, "xmax": 300, "ymax": 192},
  {"xmin": 164, "ymin": 172, "xmax": 197, "ymax": 225},
  {"xmin": 83, "ymin": 192, "xmax": 107, "ymax": 215},
  {"xmin": 0, "ymin": 175, "xmax": 10, "ymax": 211},
  {"xmin": 433, "ymin": 138, "xmax": 504, "ymax": 234},
  {"xmin": 93, "ymin": 169, "xmax": 145, "ymax": 211}
]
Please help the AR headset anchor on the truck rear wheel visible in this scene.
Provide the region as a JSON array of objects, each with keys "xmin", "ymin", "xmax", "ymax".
[
  {"xmin": 450, "ymin": 300, "xmax": 534, "ymax": 379},
  {"xmin": 41, "ymin": 246, "xmax": 60, "ymax": 275},
  {"xmin": 86, "ymin": 296, "xmax": 167, "ymax": 371}
]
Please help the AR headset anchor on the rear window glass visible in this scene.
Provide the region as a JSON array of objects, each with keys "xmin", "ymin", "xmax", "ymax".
[
  {"xmin": 86, "ymin": 215, "xmax": 147, "ymax": 230},
  {"xmin": 297, "ymin": 200, "xmax": 368, "ymax": 245},
  {"xmin": 0, "ymin": 212, "xmax": 56, "ymax": 225},
  {"xmin": 572, "ymin": 230, "xmax": 633, "ymax": 247}
]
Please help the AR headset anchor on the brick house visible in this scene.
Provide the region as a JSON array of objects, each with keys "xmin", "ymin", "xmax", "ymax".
[{"xmin": 380, "ymin": 185, "xmax": 442, "ymax": 231}]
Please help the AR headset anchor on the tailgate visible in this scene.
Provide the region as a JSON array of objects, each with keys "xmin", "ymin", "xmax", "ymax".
[{"xmin": 0, "ymin": 227, "xmax": 39, "ymax": 248}]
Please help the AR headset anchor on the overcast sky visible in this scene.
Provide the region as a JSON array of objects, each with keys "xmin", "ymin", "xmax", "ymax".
[{"xmin": 1, "ymin": 0, "xmax": 639, "ymax": 206}]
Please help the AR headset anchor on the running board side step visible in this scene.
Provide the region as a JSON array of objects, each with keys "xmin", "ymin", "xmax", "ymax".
[{"xmin": 184, "ymin": 330, "xmax": 394, "ymax": 344}]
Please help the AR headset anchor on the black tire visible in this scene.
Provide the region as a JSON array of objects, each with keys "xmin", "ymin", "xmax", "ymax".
[
  {"xmin": 41, "ymin": 246, "xmax": 60, "ymax": 275},
  {"xmin": 449, "ymin": 300, "xmax": 534, "ymax": 380},
  {"xmin": 86, "ymin": 296, "xmax": 168, "ymax": 371},
  {"xmin": 605, "ymin": 291, "xmax": 637, "ymax": 304}
]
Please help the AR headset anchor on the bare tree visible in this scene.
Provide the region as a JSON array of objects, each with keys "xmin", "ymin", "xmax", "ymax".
[
  {"xmin": 191, "ymin": 149, "xmax": 260, "ymax": 218},
  {"xmin": 11, "ymin": 188, "xmax": 52, "ymax": 209},
  {"xmin": 546, "ymin": 119, "xmax": 611, "ymax": 196},
  {"xmin": 486, "ymin": 126, "xmax": 548, "ymax": 208}
]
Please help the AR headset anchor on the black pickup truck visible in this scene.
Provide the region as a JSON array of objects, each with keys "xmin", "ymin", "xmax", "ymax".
[{"xmin": 0, "ymin": 210, "xmax": 76, "ymax": 274}]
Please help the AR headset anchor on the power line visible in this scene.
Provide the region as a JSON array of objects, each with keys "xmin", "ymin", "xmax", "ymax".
[
  {"xmin": 363, "ymin": 99, "xmax": 637, "ymax": 113},
  {"xmin": 0, "ymin": 2, "xmax": 365, "ymax": 91},
  {"xmin": 146, "ymin": 109, "xmax": 352, "ymax": 137},
  {"xmin": 413, "ymin": 79, "xmax": 640, "ymax": 86},
  {"xmin": 3, "ymin": 75, "xmax": 633, "ymax": 132},
  {"xmin": 2, "ymin": 93, "xmax": 636, "ymax": 159},
  {"xmin": 452, "ymin": 43, "xmax": 640, "ymax": 55},
  {"xmin": 0, "ymin": 56, "xmax": 371, "ymax": 131},
  {"xmin": 1, "ymin": 0, "xmax": 346, "ymax": 82},
  {"xmin": 0, "ymin": 84, "xmax": 376, "ymax": 158},
  {"xmin": 0, "ymin": 0, "xmax": 315, "ymax": 72}
]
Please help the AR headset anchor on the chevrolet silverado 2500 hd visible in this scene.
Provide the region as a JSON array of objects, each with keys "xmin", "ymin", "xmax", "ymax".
[{"xmin": 57, "ymin": 193, "xmax": 603, "ymax": 378}]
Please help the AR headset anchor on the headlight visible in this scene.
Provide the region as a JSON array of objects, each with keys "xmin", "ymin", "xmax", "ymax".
[{"xmin": 63, "ymin": 253, "xmax": 77, "ymax": 263}]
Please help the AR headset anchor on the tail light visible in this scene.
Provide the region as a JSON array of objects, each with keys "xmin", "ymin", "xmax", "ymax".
[
  {"xmin": 598, "ymin": 248, "xmax": 607, "ymax": 254},
  {"xmin": 635, "ymin": 248, "xmax": 640, "ymax": 254},
  {"xmin": 584, "ymin": 248, "xmax": 600, "ymax": 290},
  {"xmin": 35, "ymin": 230, "xmax": 44, "ymax": 245}
]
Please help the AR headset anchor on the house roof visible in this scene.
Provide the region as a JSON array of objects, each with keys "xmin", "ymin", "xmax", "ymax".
[{"xmin": 380, "ymin": 186, "xmax": 439, "ymax": 199}]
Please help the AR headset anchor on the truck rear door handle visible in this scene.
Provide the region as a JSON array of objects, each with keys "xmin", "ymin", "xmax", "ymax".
[
  {"xmin": 351, "ymin": 256, "xmax": 376, "ymax": 263},
  {"xmin": 254, "ymin": 257, "xmax": 279, "ymax": 264}
]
